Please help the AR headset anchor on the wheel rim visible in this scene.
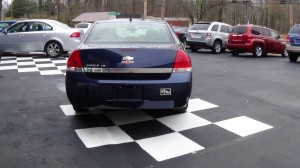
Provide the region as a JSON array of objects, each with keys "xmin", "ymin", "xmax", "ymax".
[
  {"xmin": 256, "ymin": 46, "xmax": 262, "ymax": 57},
  {"xmin": 215, "ymin": 43, "xmax": 221, "ymax": 53},
  {"xmin": 47, "ymin": 43, "xmax": 60, "ymax": 57},
  {"xmin": 183, "ymin": 41, "xmax": 187, "ymax": 48}
]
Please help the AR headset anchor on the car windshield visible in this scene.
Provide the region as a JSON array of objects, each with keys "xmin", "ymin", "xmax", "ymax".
[
  {"xmin": 86, "ymin": 22, "xmax": 174, "ymax": 44},
  {"xmin": 289, "ymin": 25, "xmax": 300, "ymax": 34},
  {"xmin": 232, "ymin": 26, "xmax": 247, "ymax": 34},
  {"xmin": 0, "ymin": 23, "xmax": 10, "ymax": 30},
  {"xmin": 190, "ymin": 23, "xmax": 210, "ymax": 30},
  {"xmin": 76, "ymin": 23, "xmax": 90, "ymax": 28}
]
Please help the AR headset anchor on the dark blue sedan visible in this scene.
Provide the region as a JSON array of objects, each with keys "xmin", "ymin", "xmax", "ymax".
[{"xmin": 65, "ymin": 19, "xmax": 192, "ymax": 113}]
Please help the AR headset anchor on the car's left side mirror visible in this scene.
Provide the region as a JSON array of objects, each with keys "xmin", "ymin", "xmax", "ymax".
[{"xmin": 278, "ymin": 35, "xmax": 281, "ymax": 39}]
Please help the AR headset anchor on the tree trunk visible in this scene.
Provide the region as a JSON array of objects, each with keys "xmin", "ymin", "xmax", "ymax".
[{"xmin": 0, "ymin": 0, "xmax": 3, "ymax": 20}]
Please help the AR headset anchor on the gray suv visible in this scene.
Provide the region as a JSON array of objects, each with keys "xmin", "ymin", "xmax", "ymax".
[{"xmin": 186, "ymin": 21, "xmax": 232, "ymax": 54}]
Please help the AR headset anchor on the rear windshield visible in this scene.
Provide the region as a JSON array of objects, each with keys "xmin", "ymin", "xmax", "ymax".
[
  {"xmin": 190, "ymin": 23, "xmax": 210, "ymax": 30},
  {"xmin": 232, "ymin": 26, "xmax": 247, "ymax": 34},
  {"xmin": 86, "ymin": 22, "xmax": 174, "ymax": 44},
  {"xmin": 49, "ymin": 20, "xmax": 70, "ymax": 29},
  {"xmin": 76, "ymin": 23, "xmax": 89, "ymax": 28},
  {"xmin": 290, "ymin": 25, "xmax": 300, "ymax": 34}
]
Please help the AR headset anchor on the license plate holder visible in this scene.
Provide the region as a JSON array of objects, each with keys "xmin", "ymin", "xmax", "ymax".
[{"xmin": 113, "ymin": 86, "xmax": 142, "ymax": 100}]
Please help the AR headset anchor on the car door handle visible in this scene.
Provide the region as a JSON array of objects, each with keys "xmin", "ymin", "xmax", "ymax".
[
  {"xmin": 43, "ymin": 34, "xmax": 48, "ymax": 36},
  {"xmin": 19, "ymin": 35, "xmax": 24, "ymax": 37}
]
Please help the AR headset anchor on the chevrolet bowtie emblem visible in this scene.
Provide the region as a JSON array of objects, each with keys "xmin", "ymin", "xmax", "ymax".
[{"xmin": 122, "ymin": 56, "xmax": 134, "ymax": 64}]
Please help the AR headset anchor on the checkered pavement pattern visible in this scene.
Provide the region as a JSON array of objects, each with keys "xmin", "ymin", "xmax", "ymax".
[
  {"xmin": 0, "ymin": 56, "xmax": 67, "ymax": 75},
  {"xmin": 60, "ymin": 98, "xmax": 273, "ymax": 162}
]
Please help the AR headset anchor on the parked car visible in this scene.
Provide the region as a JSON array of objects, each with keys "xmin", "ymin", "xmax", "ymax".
[
  {"xmin": 0, "ymin": 19, "xmax": 83, "ymax": 58},
  {"xmin": 286, "ymin": 24, "xmax": 300, "ymax": 62},
  {"xmin": 0, "ymin": 20, "xmax": 17, "ymax": 32},
  {"xmin": 65, "ymin": 19, "xmax": 192, "ymax": 113},
  {"xmin": 227, "ymin": 24, "xmax": 288, "ymax": 57},
  {"xmin": 75, "ymin": 22, "xmax": 93, "ymax": 34},
  {"xmin": 186, "ymin": 21, "xmax": 232, "ymax": 53},
  {"xmin": 172, "ymin": 26, "xmax": 188, "ymax": 47}
]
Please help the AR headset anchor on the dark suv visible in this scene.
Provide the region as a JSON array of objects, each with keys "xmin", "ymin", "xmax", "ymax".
[
  {"xmin": 227, "ymin": 25, "xmax": 288, "ymax": 57},
  {"xmin": 286, "ymin": 24, "xmax": 300, "ymax": 62}
]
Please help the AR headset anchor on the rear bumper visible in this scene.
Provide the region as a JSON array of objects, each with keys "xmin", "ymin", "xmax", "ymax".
[
  {"xmin": 227, "ymin": 43, "xmax": 253, "ymax": 53},
  {"xmin": 186, "ymin": 40, "xmax": 211, "ymax": 48},
  {"xmin": 65, "ymin": 72, "xmax": 192, "ymax": 109},
  {"xmin": 286, "ymin": 43, "xmax": 300, "ymax": 54}
]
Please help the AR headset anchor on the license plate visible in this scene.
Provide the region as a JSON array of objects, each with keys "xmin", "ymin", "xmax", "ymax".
[
  {"xmin": 113, "ymin": 86, "xmax": 142, "ymax": 100},
  {"xmin": 191, "ymin": 33, "xmax": 201, "ymax": 38}
]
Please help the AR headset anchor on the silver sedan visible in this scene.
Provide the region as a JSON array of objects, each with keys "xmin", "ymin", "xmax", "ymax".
[{"xmin": 0, "ymin": 19, "xmax": 82, "ymax": 58}]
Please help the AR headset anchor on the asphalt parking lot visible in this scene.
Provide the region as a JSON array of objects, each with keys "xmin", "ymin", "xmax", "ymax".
[{"xmin": 1, "ymin": 51, "xmax": 300, "ymax": 168}]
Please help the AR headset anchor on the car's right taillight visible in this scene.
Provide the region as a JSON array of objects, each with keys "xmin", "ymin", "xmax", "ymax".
[
  {"xmin": 173, "ymin": 50, "xmax": 192, "ymax": 72},
  {"xmin": 67, "ymin": 49, "xmax": 84, "ymax": 72},
  {"xmin": 206, "ymin": 33, "xmax": 211, "ymax": 38},
  {"xmin": 286, "ymin": 35, "xmax": 290, "ymax": 42},
  {"xmin": 70, "ymin": 32, "xmax": 81, "ymax": 38}
]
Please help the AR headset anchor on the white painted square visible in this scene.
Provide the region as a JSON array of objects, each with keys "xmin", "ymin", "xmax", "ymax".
[
  {"xmin": 0, "ymin": 65, "xmax": 18, "ymax": 70},
  {"xmin": 75, "ymin": 126, "xmax": 134, "ymax": 148},
  {"xmin": 187, "ymin": 98, "xmax": 218, "ymax": 113},
  {"xmin": 214, "ymin": 116, "xmax": 273, "ymax": 137},
  {"xmin": 136, "ymin": 132, "xmax": 204, "ymax": 161},
  {"xmin": 57, "ymin": 66, "xmax": 66, "ymax": 70},
  {"xmin": 36, "ymin": 63, "xmax": 56, "ymax": 68},
  {"xmin": 52, "ymin": 60, "xmax": 67, "ymax": 64},
  {"xmin": 106, "ymin": 110, "xmax": 153, "ymax": 125},
  {"xmin": 1, "ymin": 56, "xmax": 16, "ymax": 59},
  {"xmin": 33, "ymin": 58, "xmax": 51, "ymax": 62},
  {"xmin": 60, "ymin": 105, "xmax": 76, "ymax": 116},
  {"xmin": 157, "ymin": 113, "xmax": 212, "ymax": 132},
  {"xmin": 40, "ymin": 70, "xmax": 63, "ymax": 75},
  {"xmin": 16, "ymin": 57, "xmax": 33, "ymax": 61},
  {"xmin": 17, "ymin": 62, "xmax": 35, "ymax": 66},
  {"xmin": 0, "ymin": 60, "xmax": 17, "ymax": 64},
  {"xmin": 18, "ymin": 67, "xmax": 39, "ymax": 72}
]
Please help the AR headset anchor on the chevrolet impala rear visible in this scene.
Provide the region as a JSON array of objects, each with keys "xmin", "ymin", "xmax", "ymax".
[{"xmin": 65, "ymin": 19, "xmax": 192, "ymax": 113}]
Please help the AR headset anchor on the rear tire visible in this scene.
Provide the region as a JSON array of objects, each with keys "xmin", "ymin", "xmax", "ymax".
[
  {"xmin": 253, "ymin": 44, "xmax": 264, "ymax": 57},
  {"xmin": 174, "ymin": 104, "xmax": 188, "ymax": 113},
  {"xmin": 289, "ymin": 53, "xmax": 299, "ymax": 62},
  {"xmin": 212, "ymin": 40, "xmax": 222, "ymax": 54},
  {"xmin": 231, "ymin": 51, "xmax": 239, "ymax": 56},
  {"xmin": 190, "ymin": 46, "xmax": 199, "ymax": 52},
  {"xmin": 45, "ymin": 41, "xmax": 63, "ymax": 58},
  {"xmin": 73, "ymin": 106, "xmax": 89, "ymax": 113}
]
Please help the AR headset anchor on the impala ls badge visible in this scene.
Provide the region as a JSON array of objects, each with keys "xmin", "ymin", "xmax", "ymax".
[
  {"xmin": 160, "ymin": 88, "xmax": 171, "ymax": 96},
  {"xmin": 122, "ymin": 56, "xmax": 134, "ymax": 64}
]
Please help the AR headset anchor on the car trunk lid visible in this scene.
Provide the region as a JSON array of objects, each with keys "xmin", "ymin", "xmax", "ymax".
[{"xmin": 79, "ymin": 44, "xmax": 177, "ymax": 80}]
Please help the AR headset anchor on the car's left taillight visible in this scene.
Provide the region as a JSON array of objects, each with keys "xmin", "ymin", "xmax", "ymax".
[
  {"xmin": 67, "ymin": 49, "xmax": 84, "ymax": 72},
  {"xmin": 70, "ymin": 32, "xmax": 81, "ymax": 38},
  {"xmin": 173, "ymin": 50, "xmax": 192, "ymax": 72},
  {"xmin": 286, "ymin": 35, "xmax": 290, "ymax": 43}
]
